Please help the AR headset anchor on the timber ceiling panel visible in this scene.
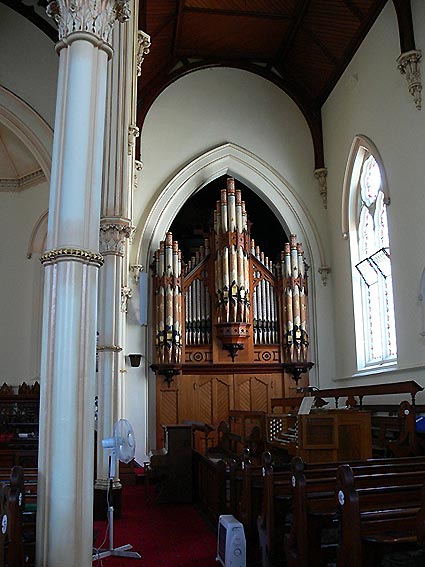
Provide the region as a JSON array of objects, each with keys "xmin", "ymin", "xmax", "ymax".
[
  {"xmin": 2, "ymin": 0, "xmax": 392, "ymax": 166},
  {"xmin": 138, "ymin": 0, "xmax": 388, "ymax": 118}
]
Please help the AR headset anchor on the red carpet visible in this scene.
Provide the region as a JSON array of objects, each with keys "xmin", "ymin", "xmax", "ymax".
[{"xmin": 93, "ymin": 485, "xmax": 218, "ymax": 567}]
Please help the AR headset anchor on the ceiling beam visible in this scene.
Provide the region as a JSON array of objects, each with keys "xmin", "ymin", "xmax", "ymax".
[
  {"xmin": 317, "ymin": 0, "xmax": 388, "ymax": 106},
  {"xmin": 392, "ymin": 0, "xmax": 416, "ymax": 53},
  {"xmin": 342, "ymin": 0, "xmax": 364, "ymax": 22},
  {"xmin": 274, "ymin": 0, "xmax": 311, "ymax": 65},
  {"xmin": 184, "ymin": 6, "xmax": 291, "ymax": 20},
  {"xmin": 172, "ymin": 0, "xmax": 185, "ymax": 58}
]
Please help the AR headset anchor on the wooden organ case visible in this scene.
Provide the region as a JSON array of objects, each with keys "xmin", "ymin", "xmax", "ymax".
[{"xmin": 151, "ymin": 178, "xmax": 313, "ymax": 448}]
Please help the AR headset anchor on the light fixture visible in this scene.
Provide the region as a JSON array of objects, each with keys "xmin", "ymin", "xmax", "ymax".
[{"xmin": 128, "ymin": 354, "xmax": 142, "ymax": 367}]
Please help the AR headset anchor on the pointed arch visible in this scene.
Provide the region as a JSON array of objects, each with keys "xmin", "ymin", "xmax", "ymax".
[
  {"xmin": 342, "ymin": 135, "xmax": 390, "ymax": 239},
  {"xmin": 342, "ymin": 135, "xmax": 397, "ymax": 369},
  {"xmin": 132, "ymin": 143, "xmax": 337, "ymax": 396},
  {"xmin": 133, "ymin": 143, "xmax": 327, "ymax": 274}
]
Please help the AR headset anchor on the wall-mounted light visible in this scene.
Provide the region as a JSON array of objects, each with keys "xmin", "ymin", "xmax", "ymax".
[{"xmin": 128, "ymin": 354, "xmax": 142, "ymax": 367}]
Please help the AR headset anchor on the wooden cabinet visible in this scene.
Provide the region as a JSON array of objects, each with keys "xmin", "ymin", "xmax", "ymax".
[
  {"xmin": 0, "ymin": 394, "xmax": 39, "ymax": 468},
  {"xmin": 155, "ymin": 371, "xmax": 285, "ymax": 448},
  {"xmin": 297, "ymin": 409, "xmax": 372, "ymax": 463}
]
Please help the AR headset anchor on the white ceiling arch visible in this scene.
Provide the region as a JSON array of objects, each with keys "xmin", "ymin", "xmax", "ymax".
[{"xmin": 0, "ymin": 86, "xmax": 52, "ymax": 257}]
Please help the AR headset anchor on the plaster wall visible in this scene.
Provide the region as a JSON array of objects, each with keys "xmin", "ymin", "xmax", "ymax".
[
  {"xmin": 0, "ymin": 5, "xmax": 58, "ymax": 128},
  {"xmin": 0, "ymin": 182, "xmax": 49, "ymax": 385},
  {"xmin": 322, "ymin": 0, "xmax": 425, "ymax": 397},
  {"xmin": 129, "ymin": 67, "xmax": 337, "ymax": 452}
]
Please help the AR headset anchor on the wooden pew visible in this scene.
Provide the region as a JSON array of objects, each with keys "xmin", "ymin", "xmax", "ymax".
[
  {"xmin": 0, "ymin": 467, "xmax": 37, "ymax": 567},
  {"xmin": 192, "ymin": 450, "xmax": 227, "ymax": 526},
  {"xmin": 0, "ymin": 483, "xmax": 9, "ymax": 567},
  {"xmin": 253, "ymin": 454, "xmax": 425, "ymax": 567},
  {"xmin": 285, "ymin": 456, "xmax": 425, "ymax": 567},
  {"xmin": 336, "ymin": 464, "xmax": 425, "ymax": 567}
]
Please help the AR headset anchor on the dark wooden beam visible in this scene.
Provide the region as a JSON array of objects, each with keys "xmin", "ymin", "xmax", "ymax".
[
  {"xmin": 317, "ymin": 0, "xmax": 388, "ymax": 106},
  {"xmin": 342, "ymin": 0, "xmax": 364, "ymax": 22},
  {"xmin": 176, "ymin": 48, "xmax": 269, "ymax": 62},
  {"xmin": 184, "ymin": 6, "xmax": 291, "ymax": 21},
  {"xmin": 138, "ymin": 0, "xmax": 147, "ymax": 31},
  {"xmin": 275, "ymin": 0, "xmax": 311, "ymax": 64},
  {"xmin": 172, "ymin": 0, "xmax": 185, "ymax": 58},
  {"xmin": 305, "ymin": 25, "xmax": 339, "ymax": 66},
  {"xmin": 392, "ymin": 0, "xmax": 416, "ymax": 53}
]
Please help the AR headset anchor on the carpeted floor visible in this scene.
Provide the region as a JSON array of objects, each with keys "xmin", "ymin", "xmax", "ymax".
[{"xmin": 93, "ymin": 485, "xmax": 218, "ymax": 567}]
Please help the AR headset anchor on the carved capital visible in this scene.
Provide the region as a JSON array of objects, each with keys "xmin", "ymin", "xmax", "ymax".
[
  {"xmin": 318, "ymin": 266, "xmax": 331, "ymax": 286},
  {"xmin": 129, "ymin": 264, "xmax": 143, "ymax": 283},
  {"xmin": 136, "ymin": 30, "xmax": 151, "ymax": 76},
  {"xmin": 99, "ymin": 222, "xmax": 132, "ymax": 255},
  {"xmin": 128, "ymin": 124, "xmax": 140, "ymax": 155},
  {"xmin": 397, "ymin": 50, "xmax": 422, "ymax": 110},
  {"xmin": 121, "ymin": 286, "xmax": 132, "ymax": 313},
  {"xmin": 314, "ymin": 167, "xmax": 328, "ymax": 209},
  {"xmin": 46, "ymin": 0, "xmax": 131, "ymax": 45}
]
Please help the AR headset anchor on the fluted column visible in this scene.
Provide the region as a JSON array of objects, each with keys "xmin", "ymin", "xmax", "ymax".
[
  {"xmin": 37, "ymin": 2, "xmax": 130, "ymax": 566},
  {"xmin": 95, "ymin": 1, "xmax": 149, "ymax": 505}
]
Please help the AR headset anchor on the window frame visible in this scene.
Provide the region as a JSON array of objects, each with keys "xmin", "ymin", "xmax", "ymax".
[{"xmin": 343, "ymin": 136, "xmax": 397, "ymax": 371}]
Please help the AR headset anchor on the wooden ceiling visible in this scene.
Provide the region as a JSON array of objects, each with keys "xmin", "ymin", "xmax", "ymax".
[
  {"xmin": 3, "ymin": 0, "xmax": 416, "ymax": 166},
  {"xmin": 137, "ymin": 0, "xmax": 390, "ymax": 165}
]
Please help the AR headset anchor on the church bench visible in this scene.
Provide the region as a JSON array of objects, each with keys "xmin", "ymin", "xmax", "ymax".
[
  {"xmin": 0, "ymin": 466, "xmax": 37, "ymax": 567},
  {"xmin": 285, "ymin": 459, "xmax": 425, "ymax": 567},
  {"xmin": 192, "ymin": 450, "xmax": 227, "ymax": 526},
  {"xmin": 336, "ymin": 464, "xmax": 425, "ymax": 567}
]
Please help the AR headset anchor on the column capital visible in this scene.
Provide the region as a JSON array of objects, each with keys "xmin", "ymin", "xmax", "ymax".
[
  {"xmin": 397, "ymin": 49, "xmax": 422, "ymax": 110},
  {"xmin": 314, "ymin": 167, "xmax": 328, "ymax": 209},
  {"xmin": 46, "ymin": 0, "xmax": 131, "ymax": 45},
  {"xmin": 137, "ymin": 30, "xmax": 151, "ymax": 76},
  {"xmin": 99, "ymin": 221, "xmax": 133, "ymax": 255}
]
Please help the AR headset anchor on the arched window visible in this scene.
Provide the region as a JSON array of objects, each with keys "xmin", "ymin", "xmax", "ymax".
[{"xmin": 344, "ymin": 138, "xmax": 397, "ymax": 370}]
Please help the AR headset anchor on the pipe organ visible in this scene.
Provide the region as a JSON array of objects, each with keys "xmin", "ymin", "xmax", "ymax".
[{"xmin": 151, "ymin": 178, "xmax": 312, "ymax": 446}]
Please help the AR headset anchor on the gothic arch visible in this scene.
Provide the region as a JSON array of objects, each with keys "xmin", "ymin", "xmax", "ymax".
[
  {"xmin": 132, "ymin": 143, "xmax": 333, "ymax": 396},
  {"xmin": 133, "ymin": 142, "xmax": 327, "ymax": 274},
  {"xmin": 342, "ymin": 135, "xmax": 390, "ymax": 239},
  {"xmin": 0, "ymin": 86, "xmax": 52, "ymax": 255}
]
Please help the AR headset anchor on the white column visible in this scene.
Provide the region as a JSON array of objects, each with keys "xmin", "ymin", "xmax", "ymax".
[
  {"xmin": 95, "ymin": 3, "xmax": 150, "ymax": 490},
  {"xmin": 37, "ymin": 2, "xmax": 130, "ymax": 566}
]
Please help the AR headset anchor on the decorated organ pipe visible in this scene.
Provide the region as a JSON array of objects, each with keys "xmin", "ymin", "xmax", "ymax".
[
  {"xmin": 152, "ymin": 178, "xmax": 310, "ymax": 372},
  {"xmin": 279, "ymin": 235, "xmax": 309, "ymax": 363},
  {"xmin": 214, "ymin": 178, "xmax": 250, "ymax": 324},
  {"xmin": 152, "ymin": 233, "xmax": 183, "ymax": 364}
]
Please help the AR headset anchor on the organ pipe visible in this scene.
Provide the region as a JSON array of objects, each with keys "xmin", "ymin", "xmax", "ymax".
[
  {"xmin": 214, "ymin": 178, "xmax": 250, "ymax": 325},
  {"xmin": 152, "ymin": 178, "xmax": 310, "ymax": 371},
  {"xmin": 153, "ymin": 233, "xmax": 182, "ymax": 365}
]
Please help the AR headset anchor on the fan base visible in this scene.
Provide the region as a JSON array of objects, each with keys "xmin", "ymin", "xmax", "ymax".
[{"xmin": 92, "ymin": 544, "xmax": 141, "ymax": 560}]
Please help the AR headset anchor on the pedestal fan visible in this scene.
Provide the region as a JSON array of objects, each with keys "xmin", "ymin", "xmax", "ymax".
[{"xmin": 92, "ymin": 418, "xmax": 141, "ymax": 561}]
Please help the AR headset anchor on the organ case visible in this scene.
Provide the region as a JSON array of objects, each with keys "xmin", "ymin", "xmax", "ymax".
[{"xmin": 151, "ymin": 178, "xmax": 313, "ymax": 447}]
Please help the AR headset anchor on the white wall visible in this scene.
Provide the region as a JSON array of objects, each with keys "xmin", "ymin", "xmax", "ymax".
[
  {"xmin": 0, "ymin": 4, "xmax": 58, "ymax": 128},
  {"xmin": 0, "ymin": 182, "xmax": 49, "ymax": 385},
  {"xmin": 322, "ymin": 0, "xmax": 425, "ymax": 397},
  {"xmin": 129, "ymin": 67, "xmax": 337, "ymax": 450}
]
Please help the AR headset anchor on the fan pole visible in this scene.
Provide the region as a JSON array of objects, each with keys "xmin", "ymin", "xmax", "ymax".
[{"xmin": 92, "ymin": 456, "xmax": 141, "ymax": 561}]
